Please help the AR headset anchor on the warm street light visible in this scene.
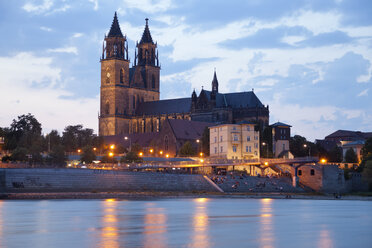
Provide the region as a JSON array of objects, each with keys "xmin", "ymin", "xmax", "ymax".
[
  {"xmin": 200, "ymin": 159, "xmax": 204, "ymax": 163},
  {"xmin": 320, "ymin": 158, "xmax": 327, "ymax": 164},
  {"xmin": 264, "ymin": 162, "xmax": 269, "ymax": 166},
  {"xmin": 262, "ymin": 142, "xmax": 268, "ymax": 158},
  {"xmin": 165, "ymin": 154, "xmax": 169, "ymax": 158},
  {"xmin": 149, "ymin": 149, "xmax": 154, "ymax": 153},
  {"xmin": 139, "ymin": 152, "xmax": 143, "ymax": 157},
  {"xmin": 159, "ymin": 150, "xmax": 163, "ymax": 155},
  {"xmin": 108, "ymin": 152, "xmax": 114, "ymax": 157},
  {"xmin": 77, "ymin": 149, "xmax": 81, "ymax": 153},
  {"xmin": 199, "ymin": 152, "xmax": 204, "ymax": 157},
  {"xmin": 93, "ymin": 147, "xmax": 97, "ymax": 151},
  {"xmin": 110, "ymin": 144, "xmax": 115, "ymax": 150},
  {"xmin": 303, "ymin": 144, "xmax": 311, "ymax": 157},
  {"xmin": 196, "ymin": 139, "xmax": 200, "ymax": 143}
]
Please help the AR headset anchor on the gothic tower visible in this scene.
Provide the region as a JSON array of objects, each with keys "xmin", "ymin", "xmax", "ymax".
[
  {"xmin": 132, "ymin": 18, "xmax": 160, "ymax": 95},
  {"xmin": 99, "ymin": 12, "xmax": 130, "ymax": 136}
]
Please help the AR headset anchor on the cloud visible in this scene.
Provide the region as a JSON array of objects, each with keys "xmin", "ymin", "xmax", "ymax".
[
  {"xmin": 47, "ymin": 46, "xmax": 78, "ymax": 55},
  {"xmin": 40, "ymin": 26, "xmax": 53, "ymax": 32},
  {"xmin": 0, "ymin": 52, "xmax": 98, "ymax": 133},
  {"xmin": 23, "ymin": 0, "xmax": 53, "ymax": 13},
  {"xmin": 88, "ymin": 0, "xmax": 99, "ymax": 10},
  {"xmin": 118, "ymin": 0, "xmax": 173, "ymax": 14},
  {"xmin": 72, "ymin": 33, "xmax": 83, "ymax": 38},
  {"xmin": 357, "ymin": 89, "xmax": 369, "ymax": 97}
]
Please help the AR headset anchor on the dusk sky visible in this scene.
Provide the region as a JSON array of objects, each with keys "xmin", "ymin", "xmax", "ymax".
[{"xmin": 0, "ymin": 0, "xmax": 371, "ymax": 141}]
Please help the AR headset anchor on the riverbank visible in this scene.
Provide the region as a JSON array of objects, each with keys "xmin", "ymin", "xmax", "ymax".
[{"xmin": 1, "ymin": 191, "xmax": 372, "ymax": 201}]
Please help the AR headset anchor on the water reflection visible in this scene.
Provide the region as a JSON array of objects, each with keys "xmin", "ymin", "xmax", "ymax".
[
  {"xmin": 259, "ymin": 198, "xmax": 274, "ymax": 248},
  {"xmin": 100, "ymin": 199, "xmax": 119, "ymax": 248},
  {"xmin": 318, "ymin": 226, "xmax": 333, "ymax": 248},
  {"xmin": 143, "ymin": 203, "xmax": 167, "ymax": 248},
  {"xmin": 0, "ymin": 201, "xmax": 3, "ymax": 246},
  {"xmin": 190, "ymin": 198, "xmax": 210, "ymax": 248}
]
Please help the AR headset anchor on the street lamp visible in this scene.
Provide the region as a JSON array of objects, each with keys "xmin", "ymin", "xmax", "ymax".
[
  {"xmin": 124, "ymin": 136, "xmax": 132, "ymax": 152},
  {"xmin": 303, "ymin": 144, "xmax": 311, "ymax": 157},
  {"xmin": 110, "ymin": 144, "xmax": 115, "ymax": 150}
]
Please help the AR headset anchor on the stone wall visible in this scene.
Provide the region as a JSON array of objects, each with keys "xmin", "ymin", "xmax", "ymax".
[{"xmin": 0, "ymin": 168, "xmax": 219, "ymax": 193}]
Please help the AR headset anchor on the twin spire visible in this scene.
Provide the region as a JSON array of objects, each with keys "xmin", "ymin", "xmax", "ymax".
[{"xmin": 108, "ymin": 12, "xmax": 123, "ymax": 38}]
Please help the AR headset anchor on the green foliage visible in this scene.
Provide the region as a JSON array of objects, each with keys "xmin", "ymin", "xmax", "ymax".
[
  {"xmin": 261, "ymin": 126, "xmax": 273, "ymax": 158},
  {"xmin": 344, "ymin": 148, "xmax": 358, "ymax": 163},
  {"xmin": 289, "ymin": 135, "xmax": 308, "ymax": 157},
  {"xmin": 62, "ymin": 125, "xmax": 97, "ymax": 152},
  {"xmin": 48, "ymin": 145, "xmax": 67, "ymax": 166},
  {"xmin": 130, "ymin": 143, "xmax": 142, "ymax": 153},
  {"xmin": 80, "ymin": 145, "xmax": 96, "ymax": 164},
  {"xmin": 362, "ymin": 160, "xmax": 372, "ymax": 191},
  {"xmin": 361, "ymin": 138, "xmax": 372, "ymax": 160},
  {"xmin": 120, "ymin": 151, "xmax": 143, "ymax": 163},
  {"xmin": 201, "ymin": 127, "xmax": 210, "ymax": 156},
  {"xmin": 10, "ymin": 147, "xmax": 28, "ymax": 162},
  {"xmin": 43, "ymin": 130, "xmax": 62, "ymax": 152},
  {"xmin": 101, "ymin": 154, "xmax": 117, "ymax": 163},
  {"xmin": 179, "ymin": 141, "xmax": 196, "ymax": 157},
  {"xmin": 328, "ymin": 146, "xmax": 343, "ymax": 162},
  {"xmin": 5, "ymin": 114, "xmax": 43, "ymax": 152}
]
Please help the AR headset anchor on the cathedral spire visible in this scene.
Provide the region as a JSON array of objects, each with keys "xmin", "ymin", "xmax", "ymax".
[
  {"xmin": 140, "ymin": 18, "xmax": 154, "ymax": 44},
  {"xmin": 212, "ymin": 69, "xmax": 219, "ymax": 93},
  {"xmin": 108, "ymin": 12, "xmax": 123, "ymax": 37}
]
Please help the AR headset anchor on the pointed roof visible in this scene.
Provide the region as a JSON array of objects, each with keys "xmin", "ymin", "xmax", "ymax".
[
  {"xmin": 140, "ymin": 18, "xmax": 154, "ymax": 44},
  {"xmin": 108, "ymin": 12, "xmax": 123, "ymax": 38},
  {"xmin": 212, "ymin": 69, "xmax": 219, "ymax": 92}
]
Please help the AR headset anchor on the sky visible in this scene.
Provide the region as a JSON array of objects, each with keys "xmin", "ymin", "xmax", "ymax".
[{"xmin": 0, "ymin": 0, "xmax": 371, "ymax": 141}]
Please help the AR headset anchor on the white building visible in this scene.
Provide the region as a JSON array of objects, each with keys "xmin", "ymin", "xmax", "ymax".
[{"xmin": 209, "ymin": 122, "xmax": 260, "ymax": 160}]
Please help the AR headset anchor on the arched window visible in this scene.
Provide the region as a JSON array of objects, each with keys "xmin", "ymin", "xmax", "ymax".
[
  {"xmin": 152, "ymin": 75, "xmax": 155, "ymax": 89},
  {"xmin": 120, "ymin": 69, "xmax": 124, "ymax": 84},
  {"xmin": 105, "ymin": 102, "xmax": 110, "ymax": 115},
  {"xmin": 113, "ymin": 44, "xmax": 118, "ymax": 56},
  {"xmin": 164, "ymin": 135, "xmax": 169, "ymax": 151}
]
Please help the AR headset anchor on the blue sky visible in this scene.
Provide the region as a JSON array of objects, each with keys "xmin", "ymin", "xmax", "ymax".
[{"xmin": 0, "ymin": 0, "xmax": 371, "ymax": 141}]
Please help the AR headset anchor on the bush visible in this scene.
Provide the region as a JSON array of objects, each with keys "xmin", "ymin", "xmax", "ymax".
[
  {"xmin": 344, "ymin": 148, "xmax": 358, "ymax": 163},
  {"xmin": 120, "ymin": 151, "xmax": 143, "ymax": 163},
  {"xmin": 10, "ymin": 147, "xmax": 28, "ymax": 162}
]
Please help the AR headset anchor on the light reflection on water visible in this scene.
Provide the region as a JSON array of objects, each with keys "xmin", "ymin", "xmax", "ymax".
[
  {"xmin": 0, "ymin": 198, "xmax": 371, "ymax": 248},
  {"xmin": 100, "ymin": 199, "xmax": 119, "ymax": 248},
  {"xmin": 259, "ymin": 198, "xmax": 274, "ymax": 248}
]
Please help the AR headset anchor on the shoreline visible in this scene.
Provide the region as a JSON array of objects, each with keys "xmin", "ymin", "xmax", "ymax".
[{"xmin": 1, "ymin": 192, "xmax": 372, "ymax": 201}]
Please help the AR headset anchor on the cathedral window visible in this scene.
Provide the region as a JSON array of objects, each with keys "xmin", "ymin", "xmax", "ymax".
[
  {"xmin": 105, "ymin": 102, "xmax": 110, "ymax": 115},
  {"xmin": 113, "ymin": 44, "xmax": 118, "ymax": 56},
  {"xmin": 120, "ymin": 69, "xmax": 124, "ymax": 83}
]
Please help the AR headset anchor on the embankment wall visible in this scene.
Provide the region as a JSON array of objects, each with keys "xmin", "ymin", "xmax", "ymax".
[{"xmin": 0, "ymin": 168, "xmax": 219, "ymax": 193}]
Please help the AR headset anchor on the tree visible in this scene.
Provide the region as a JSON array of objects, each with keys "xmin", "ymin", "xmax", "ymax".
[
  {"xmin": 261, "ymin": 126, "xmax": 273, "ymax": 158},
  {"xmin": 361, "ymin": 138, "xmax": 372, "ymax": 160},
  {"xmin": 80, "ymin": 145, "xmax": 96, "ymax": 164},
  {"xmin": 120, "ymin": 151, "xmax": 143, "ymax": 163},
  {"xmin": 6, "ymin": 113, "xmax": 43, "ymax": 151},
  {"xmin": 130, "ymin": 143, "xmax": 142, "ymax": 153},
  {"xmin": 101, "ymin": 154, "xmax": 117, "ymax": 163},
  {"xmin": 10, "ymin": 147, "xmax": 28, "ymax": 162},
  {"xmin": 48, "ymin": 145, "xmax": 67, "ymax": 167},
  {"xmin": 289, "ymin": 135, "xmax": 308, "ymax": 157},
  {"xmin": 328, "ymin": 146, "xmax": 343, "ymax": 162},
  {"xmin": 201, "ymin": 127, "xmax": 210, "ymax": 156},
  {"xmin": 43, "ymin": 130, "xmax": 62, "ymax": 152},
  {"xmin": 362, "ymin": 160, "xmax": 372, "ymax": 190},
  {"xmin": 179, "ymin": 141, "xmax": 196, "ymax": 157},
  {"xmin": 62, "ymin": 125, "xmax": 96, "ymax": 152},
  {"xmin": 344, "ymin": 148, "xmax": 358, "ymax": 163}
]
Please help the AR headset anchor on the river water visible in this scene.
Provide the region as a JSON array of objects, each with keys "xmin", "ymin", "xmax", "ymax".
[{"xmin": 0, "ymin": 198, "xmax": 371, "ymax": 248}]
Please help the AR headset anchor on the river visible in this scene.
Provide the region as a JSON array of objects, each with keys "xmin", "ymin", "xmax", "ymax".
[{"xmin": 0, "ymin": 198, "xmax": 371, "ymax": 248}]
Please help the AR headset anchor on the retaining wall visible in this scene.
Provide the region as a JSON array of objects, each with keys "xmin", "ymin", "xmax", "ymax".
[{"xmin": 0, "ymin": 168, "xmax": 219, "ymax": 193}]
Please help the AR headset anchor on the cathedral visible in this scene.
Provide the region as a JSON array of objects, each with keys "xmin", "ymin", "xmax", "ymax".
[{"xmin": 99, "ymin": 13, "xmax": 269, "ymax": 137}]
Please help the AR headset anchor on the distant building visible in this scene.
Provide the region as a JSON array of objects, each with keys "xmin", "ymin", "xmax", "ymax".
[
  {"xmin": 271, "ymin": 122, "xmax": 291, "ymax": 158},
  {"xmin": 209, "ymin": 122, "xmax": 260, "ymax": 160},
  {"xmin": 317, "ymin": 130, "xmax": 372, "ymax": 162},
  {"xmin": 341, "ymin": 140, "xmax": 364, "ymax": 163}
]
